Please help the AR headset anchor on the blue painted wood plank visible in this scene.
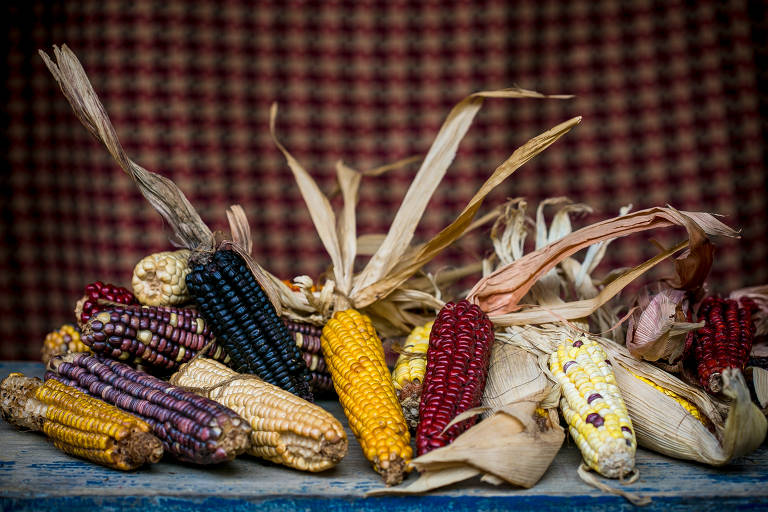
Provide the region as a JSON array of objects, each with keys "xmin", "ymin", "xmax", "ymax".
[{"xmin": 1, "ymin": 361, "xmax": 767, "ymax": 511}]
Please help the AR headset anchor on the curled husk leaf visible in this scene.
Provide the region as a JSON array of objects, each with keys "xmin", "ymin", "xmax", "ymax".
[{"xmin": 625, "ymin": 285, "xmax": 702, "ymax": 364}]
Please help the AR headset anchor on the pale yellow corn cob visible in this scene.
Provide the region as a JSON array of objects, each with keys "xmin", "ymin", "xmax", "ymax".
[
  {"xmin": 392, "ymin": 321, "xmax": 432, "ymax": 392},
  {"xmin": 550, "ymin": 336, "xmax": 636, "ymax": 478},
  {"xmin": 132, "ymin": 250, "xmax": 192, "ymax": 306},
  {"xmin": 41, "ymin": 324, "xmax": 90, "ymax": 365},
  {"xmin": 630, "ymin": 372, "xmax": 707, "ymax": 425},
  {"xmin": 169, "ymin": 357, "xmax": 347, "ymax": 472}
]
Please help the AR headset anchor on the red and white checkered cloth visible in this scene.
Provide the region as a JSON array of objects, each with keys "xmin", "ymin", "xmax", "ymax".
[{"xmin": 1, "ymin": 0, "xmax": 766, "ymax": 359}]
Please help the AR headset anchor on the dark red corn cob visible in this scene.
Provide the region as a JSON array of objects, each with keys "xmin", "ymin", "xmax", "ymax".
[
  {"xmin": 81, "ymin": 304, "xmax": 230, "ymax": 371},
  {"xmin": 46, "ymin": 353, "xmax": 252, "ymax": 464},
  {"xmin": 283, "ymin": 319, "xmax": 335, "ymax": 394},
  {"xmin": 693, "ymin": 296, "xmax": 757, "ymax": 393},
  {"xmin": 416, "ymin": 299, "xmax": 494, "ymax": 456},
  {"xmin": 76, "ymin": 281, "xmax": 138, "ymax": 325}
]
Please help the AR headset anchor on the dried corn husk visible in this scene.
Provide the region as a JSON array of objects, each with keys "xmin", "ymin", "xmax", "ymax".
[
  {"xmin": 730, "ymin": 284, "xmax": 768, "ymax": 337},
  {"xmin": 751, "ymin": 367, "xmax": 768, "ymax": 410},
  {"xmin": 625, "ymin": 285, "xmax": 702, "ymax": 364},
  {"xmin": 267, "ymin": 88, "xmax": 580, "ymax": 334}
]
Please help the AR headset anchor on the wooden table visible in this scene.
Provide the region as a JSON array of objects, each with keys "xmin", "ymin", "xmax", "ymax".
[{"xmin": 1, "ymin": 361, "xmax": 766, "ymax": 511}]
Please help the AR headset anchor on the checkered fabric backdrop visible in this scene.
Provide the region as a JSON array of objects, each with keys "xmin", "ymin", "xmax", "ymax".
[{"xmin": 2, "ymin": 1, "xmax": 767, "ymax": 359}]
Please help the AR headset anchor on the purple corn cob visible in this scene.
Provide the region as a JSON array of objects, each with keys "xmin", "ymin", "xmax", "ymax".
[
  {"xmin": 81, "ymin": 304, "xmax": 230, "ymax": 371},
  {"xmin": 283, "ymin": 319, "xmax": 335, "ymax": 394},
  {"xmin": 46, "ymin": 353, "xmax": 251, "ymax": 464}
]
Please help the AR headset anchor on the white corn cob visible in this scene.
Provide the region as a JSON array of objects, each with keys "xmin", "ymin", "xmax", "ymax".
[
  {"xmin": 550, "ymin": 336, "xmax": 636, "ymax": 478},
  {"xmin": 132, "ymin": 250, "xmax": 192, "ymax": 306},
  {"xmin": 170, "ymin": 357, "xmax": 347, "ymax": 472}
]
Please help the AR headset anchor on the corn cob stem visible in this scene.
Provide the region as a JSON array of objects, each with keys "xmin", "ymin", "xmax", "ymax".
[
  {"xmin": 186, "ymin": 250, "xmax": 312, "ymax": 401},
  {"xmin": 47, "ymin": 353, "xmax": 251, "ymax": 464},
  {"xmin": 170, "ymin": 357, "xmax": 347, "ymax": 471},
  {"xmin": 550, "ymin": 336, "xmax": 636, "ymax": 478},
  {"xmin": 321, "ymin": 309, "xmax": 412, "ymax": 485},
  {"xmin": 1, "ymin": 373, "xmax": 163, "ymax": 470},
  {"xmin": 81, "ymin": 304, "xmax": 229, "ymax": 371}
]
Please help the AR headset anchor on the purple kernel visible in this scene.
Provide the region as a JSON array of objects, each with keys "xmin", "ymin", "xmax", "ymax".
[
  {"xmin": 573, "ymin": 340, "xmax": 583, "ymax": 348},
  {"xmin": 604, "ymin": 359, "xmax": 612, "ymax": 366},
  {"xmin": 621, "ymin": 426, "xmax": 632, "ymax": 434},
  {"xmin": 586, "ymin": 413, "xmax": 604, "ymax": 428},
  {"xmin": 626, "ymin": 439, "xmax": 632, "ymax": 446},
  {"xmin": 587, "ymin": 393, "xmax": 603, "ymax": 404},
  {"xmin": 562, "ymin": 361, "xmax": 577, "ymax": 372}
]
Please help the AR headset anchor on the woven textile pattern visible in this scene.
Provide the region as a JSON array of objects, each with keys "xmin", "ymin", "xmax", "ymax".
[{"xmin": 2, "ymin": 1, "xmax": 767, "ymax": 359}]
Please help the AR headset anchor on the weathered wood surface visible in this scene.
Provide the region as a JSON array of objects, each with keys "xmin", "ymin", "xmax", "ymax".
[{"xmin": 0, "ymin": 361, "xmax": 766, "ymax": 511}]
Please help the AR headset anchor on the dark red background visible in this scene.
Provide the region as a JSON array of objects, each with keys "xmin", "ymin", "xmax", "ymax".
[{"xmin": 2, "ymin": 1, "xmax": 767, "ymax": 359}]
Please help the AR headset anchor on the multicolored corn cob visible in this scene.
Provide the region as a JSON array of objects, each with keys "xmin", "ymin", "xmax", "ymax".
[
  {"xmin": 170, "ymin": 357, "xmax": 347, "ymax": 471},
  {"xmin": 132, "ymin": 250, "xmax": 193, "ymax": 306},
  {"xmin": 41, "ymin": 324, "xmax": 90, "ymax": 365},
  {"xmin": 693, "ymin": 296, "xmax": 757, "ymax": 393},
  {"xmin": 46, "ymin": 353, "xmax": 252, "ymax": 464},
  {"xmin": 550, "ymin": 336, "xmax": 636, "ymax": 478},
  {"xmin": 1, "ymin": 373, "xmax": 163, "ymax": 470},
  {"xmin": 321, "ymin": 309, "xmax": 412, "ymax": 485},
  {"xmin": 417, "ymin": 301, "xmax": 493, "ymax": 456},
  {"xmin": 392, "ymin": 321, "xmax": 432, "ymax": 431},
  {"xmin": 80, "ymin": 304, "xmax": 229, "ymax": 371},
  {"xmin": 283, "ymin": 319, "xmax": 334, "ymax": 394},
  {"xmin": 76, "ymin": 281, "xmax": 138, "ymax": 325},
  {"xmin": 185, "ymin": 250, "xmax": 312, "ymax": 401}
]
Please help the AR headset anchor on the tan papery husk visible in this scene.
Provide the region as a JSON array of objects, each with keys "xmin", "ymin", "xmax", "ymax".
[
  {"xmin": 40, "ymin": 45, "xmax": 296, "ymax": 317},
  {"xmin": 269, "ymin": 88, "xmax": 579, "ymax": 332},
  {"xmin": 368, "ymin": 389, "xmax": 564, "ymax": 495},
  {"xmin": 625, "ymin": 285, "xmax": 702, "ymax": 364},
  {"xmin": 468, "ymin": 206, "xmax": 739, "ymax": 316}
]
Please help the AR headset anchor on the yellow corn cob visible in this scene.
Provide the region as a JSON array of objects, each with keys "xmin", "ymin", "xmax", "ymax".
[
  {"xmin": 392, "ymin": 321, "xmax": 432, "ymax": 393},
  {"xmin": 392, "ymin": 321, "xmax": 432, "ymax": 431},
  {"xmin": 169, "ymin": 357, "xmax": 347, "ymax": 472},
  {"xmin": 132, "ymin": 249, "xmax": 192, "ymax": 306},
  {"xmin": 41, "ymin": 324, "xmax": 90, "ymax": 364},
  {"xmin": 630, "ymin": 372, "xmax": 707, "ymax": 425},
  {"xmin": 550, "ymin": 336, "xmax": 636, "ymax": 478},
  {"xmin": 321, "ymin": 309, "xmax": 412, "ymax": 485},
  {"xmin": 0, "ymin": 374, "xmax": 163, "ymax": 470}
]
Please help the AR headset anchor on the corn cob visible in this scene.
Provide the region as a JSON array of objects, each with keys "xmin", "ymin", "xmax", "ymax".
[
  {"xmin": 392, "ymin": 321, "xmax": 432, "ymax": 431},
  {"xmin": 417, "ymin": 302, "xmax": 493, "ymax": 456},
  {"xmin": 132, "ymin": 250, "xmax": 193, "ymax": 306},
  {"xmin": 550, "ymin": 336, "xmax": 636, "ymax": 478},
  {"xmin": 80, "ymin": 304, "xmax": 229, "ymax": 371},
  {"xmin": 170, "ymin": 357, "xmax": 347, "ymax": 471},
  {"xmin": 46, "ymin": 353, "xmax": 251, "ymax": 464},
  {"xmin": 76, "ymin": 281, "xmax": 138, "ymax": 325},
  {"xmin": 693, "ymin": 296, "xmax": 757, "ymax": 393},
  {"xmin": 41, "ymin": 324, "xmax": 90, "ymax": 365},
  {"xmin": 283, "ymin": 319, "xmax": 334, "ymax": 394},
  {"xmin": 629, "ymin": 371, "xmax": 707, "ymax": 425},
  {"xmin": 185, "ymin": 249, "xmax": 312, "ymax": 401},
  {"xmin": 321, "ymin": 309, "xmax": 412, "ymax": 485},
  {"xmin": 1, "ymin": 373, "xmax": 163, "ymax": 470}
]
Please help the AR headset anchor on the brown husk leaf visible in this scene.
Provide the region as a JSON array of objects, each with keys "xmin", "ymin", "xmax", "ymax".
[{"xmin": 468, "ymin": 207, "xmax": 738, "ymax": 317}]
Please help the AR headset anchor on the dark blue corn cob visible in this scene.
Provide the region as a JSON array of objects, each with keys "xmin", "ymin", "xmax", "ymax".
[
  {"xmin": 46, "ymin": 353, "xmax": 252, "ymax": 464},
  {"xmin": 185, "ymin": 250, "xmax": 313, "ymax": 401}
]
